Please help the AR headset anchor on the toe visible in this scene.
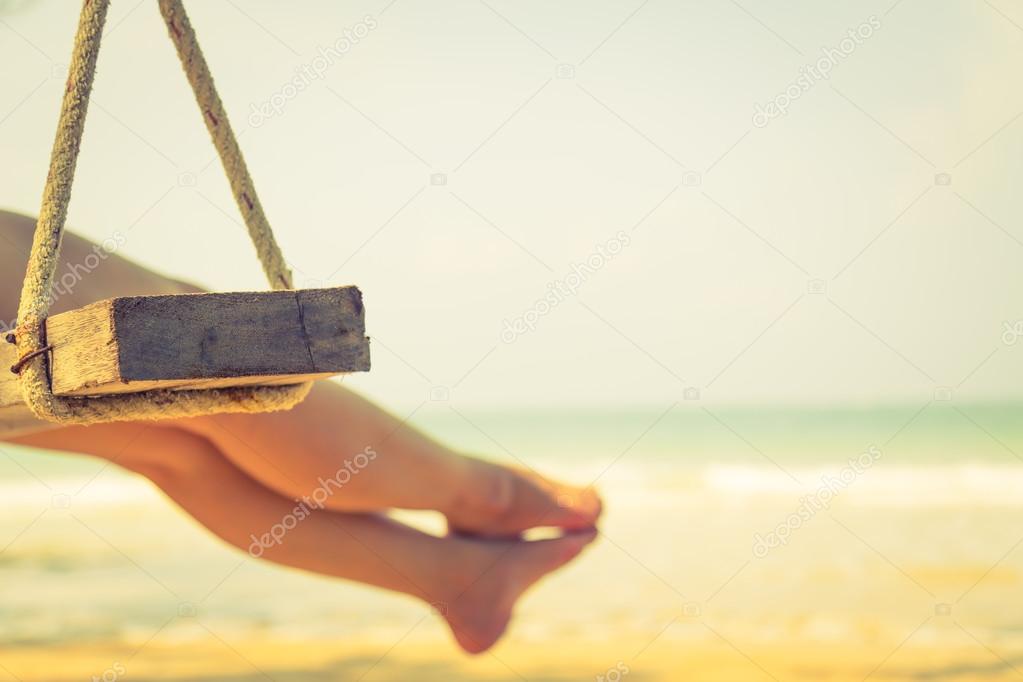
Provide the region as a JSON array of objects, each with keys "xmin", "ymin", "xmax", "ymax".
[{"xmin": 557, "ymin": 485, "xmax": 602, "ymax": 517}]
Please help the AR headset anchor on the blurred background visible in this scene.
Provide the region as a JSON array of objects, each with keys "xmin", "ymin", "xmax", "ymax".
[{"xmin": 1, "ymin": 0, "xmax": 1023, "ymax": 679}]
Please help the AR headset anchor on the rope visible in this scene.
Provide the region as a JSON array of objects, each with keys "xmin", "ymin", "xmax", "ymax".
[
  {"xmin": 158, "ymin": 0, "xmax": 293, "ymax": 291},
  {"xmin": 11, "ymin": 0, "xmax": 312, "ymax": 425}
]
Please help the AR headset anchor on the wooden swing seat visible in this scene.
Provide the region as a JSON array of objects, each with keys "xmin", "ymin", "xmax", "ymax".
[
  {"xmin": 2, "ymin": 287, "xmax": 369, "ymax": 424},
  {"xmin": 6, "ymin": 0, "xmax": 372, "ymax": 428}
]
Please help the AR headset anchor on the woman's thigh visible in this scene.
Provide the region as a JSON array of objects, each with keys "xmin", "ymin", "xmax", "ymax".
[{"xmin": 1, "ymin": 209, "xmax": 201, "ymax": 332}]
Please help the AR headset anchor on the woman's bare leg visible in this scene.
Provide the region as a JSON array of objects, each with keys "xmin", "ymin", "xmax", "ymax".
[
  {"xmin": 175, "ymin": 385, "xmax": 602, "ymax": 536},
  {"xmin": 1, "ymin": 209, "xmax": 602, "ymax": 536},
  {"xmin": 2, "ymin": 209, "xmax": 602, "ymax": 652},
  {"xmin": 9, "ymin": 424, "xmax": 597, "ymax": 653}
]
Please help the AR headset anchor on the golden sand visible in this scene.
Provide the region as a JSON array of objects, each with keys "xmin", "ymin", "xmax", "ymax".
[{"xmin": 6, "ymin": 637, "xmax": 1023, "ymax": 681}]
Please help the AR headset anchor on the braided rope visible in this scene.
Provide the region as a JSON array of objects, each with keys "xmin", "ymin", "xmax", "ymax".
[
  {"xmin": 158, "ymin": 0, "xmax": 293, "ymax": 290},
  {"xmin": 12, "ymin": 0, "xmax": 312, "ymax": 425}
]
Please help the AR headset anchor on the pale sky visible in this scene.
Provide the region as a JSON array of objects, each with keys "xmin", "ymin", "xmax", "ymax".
[{"xmin": 1, "ymin": 0, "xmax": 1021, "ymax": 409}]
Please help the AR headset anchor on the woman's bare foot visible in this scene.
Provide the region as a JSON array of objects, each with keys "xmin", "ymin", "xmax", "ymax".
[
  {"xmin": 441, "ymin": 529, "xmax": 598, "ymax": 653},
  {"xmin": 446, "ymin": 458, "xmax": 603, "ymax": 538}
]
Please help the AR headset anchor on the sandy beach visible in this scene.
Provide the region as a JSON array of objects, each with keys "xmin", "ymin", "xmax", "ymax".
[
  {"xmin": 2, "ymin": 405, "xmax": 1022, "ymax": 680},
  {"xmin": 6, "ymin": 633, "xmax": 1023, "ymax": 681}
]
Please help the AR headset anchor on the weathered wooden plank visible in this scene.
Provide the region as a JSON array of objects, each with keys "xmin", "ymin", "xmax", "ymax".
[
  {"xmin": 45, "ymin": 287, "xmax": 370, "ymax": 396},
  {"xmin": 1, "ymin": 287, "xmax": 369, "ymax": 433}
]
